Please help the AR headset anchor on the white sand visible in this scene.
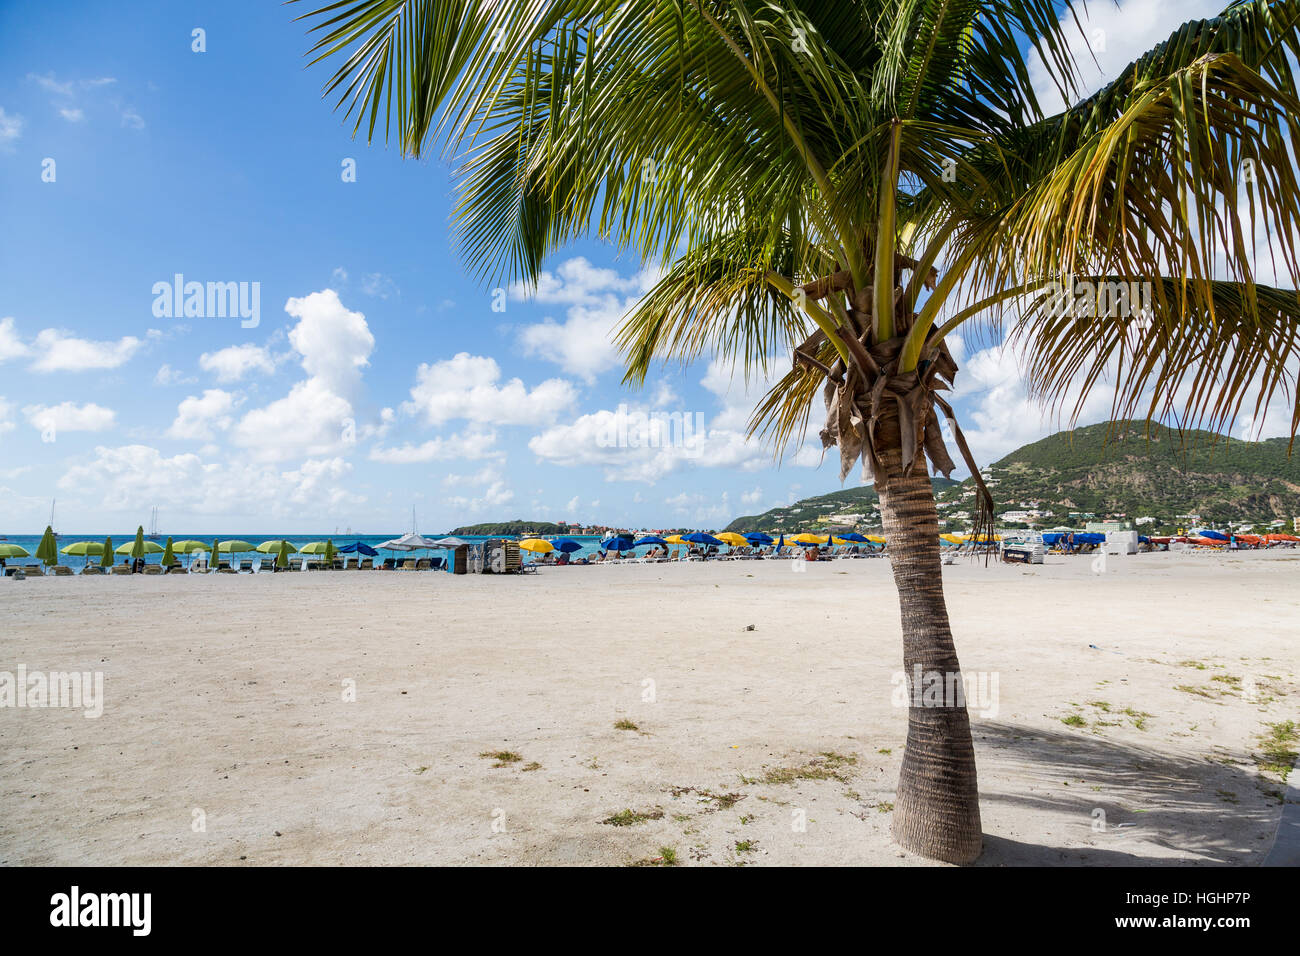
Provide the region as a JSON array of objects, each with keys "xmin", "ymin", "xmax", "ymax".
[{"xmin": 1, "ymin": 549, "xmax": 1296, "ymax": 866}]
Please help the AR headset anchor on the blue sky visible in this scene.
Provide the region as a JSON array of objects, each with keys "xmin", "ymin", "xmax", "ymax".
[{"xmin": 0, "ymin": 0, "xmax": 1262, "ymax": 533}]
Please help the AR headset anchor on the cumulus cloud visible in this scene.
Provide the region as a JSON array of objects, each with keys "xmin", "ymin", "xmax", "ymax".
[
  {"xmin": 167, "ymin": 389, "xmax": 239, "ymax": 440},
  {"xmin": 28, "ymin": 328, "xmax": 142, "ymax": 372},
  {"xmin": 369, "ymin": 426, "xmax": 502, "ymax": 464},
  {"xmin": 0, "ymin": 397, "xmax": 16, "ymax": 435},
  {"xmin": 0, "ymin": 317, "xmax": 28, "ymax": 362},
  {"xmin": 154, "ymin": 364, "xmax": 196, "ymax": 386},
  {"xmin": 199, "ymin": 343, "xmax": 277, "ymax": 382},
  {"xmin": 23, "ymin": 401, "xmax": 116, "ymax": 434},
  {"xmin": 512, "ymin": 257, "xmax": 661, "ymax": 382},
  {"xmin": 0, "ymin": 107, "xmax": 25, "ymax": 150},
  {"xmin": 227, "ymin": 290, "xmax": 377, "ymax": 462},
  {"xmin": 57, "ymin": 444, "xmax": 363, "ymax": 517},
  {"xmin": 402, "ymin": 352, "xmax": 577, "ymax": 426}
]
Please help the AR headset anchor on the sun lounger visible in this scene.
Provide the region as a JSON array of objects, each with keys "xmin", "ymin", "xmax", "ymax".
[
  {"xmin": 401, "ymin": 559, "xmax": 417, "ymax": 570},
  {"xmin": 414, "ymin": 557, "xmax": 431, "ymax": 571},
  {"xmin": 143, "ymin": 564, "xmax": 163, "ymax": 575},
  {"xmin": 52, "ymin": 565, "xmax": 73, "ymax": 576},
  {"xmin": 80, "ymin": 565, "xmax": 102, "ymax": 575},
  {"xmin": 359, "ymin": 558, "xmax": 374, "ymax": 570},
  {"xmin": 110, "ymin": 564, "xmax": 132, "ymax": 576}
]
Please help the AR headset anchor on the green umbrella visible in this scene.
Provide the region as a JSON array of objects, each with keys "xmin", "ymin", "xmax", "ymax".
[
  {"xmin": 100, "ymin": 537, "xmax": 114, "ymax": 568},
  {"xmin": 35, "ymin": 526, "xmax": 58, "ymax": 567},
  {"xmin": 276, "ymin": 539, "xmax": 291, "ymax": 570},
  {"xmin": 127, "ymin": 525, "xmax": 146, "ymax": 561},
  {"xmin": 116, "ymin": 540, "xmax": 165, "ymax": 555},
  {"xmin": 0, "ymin": 543, "xmax": 31, "ymax": 559},
  {"xmin": 255, "ymin": 539, "xmax": 297, "ymax": 553},
  {"xmin": 217, "ymin": 540, "xmax": 257, "ymax": 553},
  {"xmin": 297, "ymin": 541, "xmax": 330, "ymax": 554},
  {"xmin": 161, "ymin": 536, "xmax": 176, "ymax": 567},
  {"xmin": 170, "ymin": 540, "xmax": 209, "ymax": 553},
  {"xmin": 323, "ymin": 539, "xmax": 337, "ymax": 567},
  {"xmin": 209, "ymin": 539, "xmax": 219, "ymax": 566},
  {"xmin": 39, "ymin": 532, "xmax": 59, "ymax": 565},
  {"xmin": 60, "ymin": 541, "xmax": 104, "ymax": 556}
]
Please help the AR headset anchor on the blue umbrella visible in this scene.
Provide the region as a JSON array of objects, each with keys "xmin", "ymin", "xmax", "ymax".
[
  {"xmin": 775, "ymin": 534, "xmax": 786, "ymax": 549},
  {"xmin": 550, "ymin": 538, "xmax": 583, "ymax": 553},
  {"xmin": 602, "ymin": 534, "xmax": 636, "ymax": 551},
  {"xmin": 338, "ymin": 541, "xmax": 379, "ymax": 556},
  {"xmin": 835, "ymin": 532, "xmax": 867, "ymax": 543},
  {"xmin": 1197, "ymin": 529, "xmax": 1229, "ymax": 541},
  {"xmin": 745, "ymin": 532, "xmax": 774, "ymax": 545},
  {"xmin": 634, "ymin": 535, "xmax": 668, "ymax": 547},
  {"xmin": 683, "ymin": 532, "xmax": 723, "ymax": 546}
]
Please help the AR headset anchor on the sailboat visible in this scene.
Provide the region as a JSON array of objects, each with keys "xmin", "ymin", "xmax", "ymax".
[
  {"xmin": 48, "ymin": 499, "xmax": 58, "ymax": 538},
  {"xmin": 148, "ymin": 507, "xmax": 160, "ymax": 539}
]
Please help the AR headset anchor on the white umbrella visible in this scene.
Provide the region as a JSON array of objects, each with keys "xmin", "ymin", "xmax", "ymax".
[{"xmin": 377, "ymin": 532, "xmax": 443, "ymax": 551}]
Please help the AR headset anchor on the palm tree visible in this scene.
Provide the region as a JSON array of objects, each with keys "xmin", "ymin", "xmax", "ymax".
[{"xmin": 296, "ymin": 0, "xmax": 1300, "ymax": 862}]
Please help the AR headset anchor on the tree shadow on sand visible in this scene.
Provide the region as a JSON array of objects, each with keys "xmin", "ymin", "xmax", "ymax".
[{"xmin": 969, "ymin": 721, "xmax": 1282, "ymax": 866}]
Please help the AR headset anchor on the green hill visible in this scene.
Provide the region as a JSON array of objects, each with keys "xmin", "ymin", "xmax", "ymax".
[
  {"xmin": 449, "ymin": 520, "xmax": 570, "ymax": 535},
  {"xmin": 941, "ymin": 421, "xmax": 1300, "ymax": 527},
  {"xmin": 724, "ymin": 478, "xmax": 958, "ymax": 533},
  {"xmin": 725, "ymin": 421, "xmax": 1300, "ymax": 532}
]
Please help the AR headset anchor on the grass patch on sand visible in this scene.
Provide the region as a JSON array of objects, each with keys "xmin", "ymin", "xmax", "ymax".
[
  {"xmin": 1255, "ymin": 721, "xmax": 1298, "ymax": 781},
  {"xmin": 1175, "ymin": 684, "xmax": 1217, "ymax": 699},
  {"xmin": 742, "ymin": 751, "xmax": 858, "ymax": 786},
  {"xmin": 628, "ymin": 846, "xmax": 678, "ymax": 867},
  {"xmin": 614, "ymin": 719, "xmax": 639, "ymax": 731},
  {"xmin": 1060, "ymin": 714, "xmax": 1087, "ymax": 727},
  {"xmin": 602, "ymin": 807, "xmax": 665, "ymax": 827},
  {"xmin": 876, "ymin": 802, "xmax": 894, "ymax": 813},
  {"xmin": 479, "ymin": 750, "xmax": 522, "ymax": 768},
  {"xmin": 734, "ymin": 839, "xmax": 757, "ymax": 854},
  {"xmin": 521, "ymin": 762, "xmax": 542, "ymax": 772},
  {"xmin": 668, "ymin": 786, "xmax": 744, "ymax": 811}
]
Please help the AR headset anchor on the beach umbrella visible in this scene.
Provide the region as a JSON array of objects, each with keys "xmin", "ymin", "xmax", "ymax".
[
  {"xmin": 835, "ymin": 532, "xmax": 868, "ymax": 543},
  {"xmin": 35, "ymin": 526, "xmax": 58, "ymax": 567},
  {"xmin": 665, "ymin": 534, "xmax": 687, "ymax": 545},
  {"xmin": 682, "ymin": 532, "xmax": 723, "ymax": 546},
  {"xmin": 100, "ymin": 537, "xmax": 114, "ymax": 567},
  {"xmin": 116, "ymin": 539, "xmax": 164, "ymax": 555},
  {"xmin": 338, "ymin": 541, "xmax": 378, "ymax": 555},
  {"xmin": 256, "ymin": 539, "xmax": 298, "ymax": 554},
  {"xmin": 161, "ymin": 537, "xmax": 177, "ymax": 567},
  {"xmin": 791, "ymin": 533, "xmax": 828, "ymax": 545},
  {"xmin": 633, "ymin": 535, "xmax": 668, "ymax": 547},
  {"xmin": 378, "ymin": 533, "xmax": 442, "ymax": 551},
  {"xmin": 217, "ymin": 540, "xmax": 257, "ymax": 553},
  {"xmin": 602, "ymin": 533, "xmax": 636, "ymax": 551},
  {"xmin": 775, "ymin": 534, "xmax": 786, "ymax": 549},
  {"xmin": 519, "ymin": 538, "xmax": 555, "ymax": 554},
  {"xmin": 297, "ymin": 541, "xmax": 331, "ymax": 554},
  {"xmin": 127, "ymin": 525, "xmax": 147, "ymax": 561},
  {"xmin": 170, "ymin": 540, "xmax": 210, "ymax": 553},
  {"xmin": 865, "ymin": 534, "xmax": 887, "ymax": 544},
  {"xmin": 745, "ymin": 532, "xmax": 774, "ymax": 545},
  {"xmin": 323, "ymin": 540, "xmax": 337, "ymax": 566},
  {"xmin": 275, "ymin": 539, "xmax": 292, "ymax": 569},
  {"xmin": 716, "ymin": 532, "xmax": 749, "ymax": 547},
  {"xmin": 60, "ymin": 541, "xmax": 104, "ymax": 556},
  {"xmin": 549, "ymin": 538, "xmax": 582, "ymax": 553},
  {"xmin": 1196, "ymin": 529, "xmax": 1229, "ymax": 542},
  {"xmin": 209, "ymin": 539, "xmax": 220, "ymax": 566},
  {"xmin": 0, "ymin": 543, "xmax": 31, "ymax": 558}
]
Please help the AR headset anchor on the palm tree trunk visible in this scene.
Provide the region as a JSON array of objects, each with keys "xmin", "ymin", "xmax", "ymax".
[{"xmin": 875, "ymin": 426, "xmax": 983, "ymax": 864}]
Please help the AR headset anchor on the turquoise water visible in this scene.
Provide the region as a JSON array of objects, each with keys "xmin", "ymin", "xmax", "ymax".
[{"xmin": 0, "ymin": 532, "xmax": 617, "ymax": 567}]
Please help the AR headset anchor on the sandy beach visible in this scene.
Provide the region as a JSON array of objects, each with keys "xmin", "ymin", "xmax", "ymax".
[{"xmin": 1, "ymin": 550, "xmax": 1296, "ymax": 867}]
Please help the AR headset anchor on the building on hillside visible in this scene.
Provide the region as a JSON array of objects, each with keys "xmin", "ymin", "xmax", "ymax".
[{"xmin": 1086, "ymin": 520, "xmax": 1133, "ymax": 533}]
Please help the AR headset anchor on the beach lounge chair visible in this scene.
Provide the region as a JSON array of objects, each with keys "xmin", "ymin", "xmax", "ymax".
[
  {"xmin": 80, "ymin": 565, "xmax": 102, "ymax": 575},
  {"xmin": 401, "ymin": 558, "xmax": 417, "ymax": 571},
  {"xmin": 143, "ymin": 564, "xmax": 163, "ymax": 575},
  {"xmin": 359, "ymin": 558, "xmax": 374, "ymax": 570},
  {"xmin": 52, "ymin": 565, "xmax": 73, "ymax": 576},
  {"xmin": 110, "ymin": 564, "xmax": 132, "ymax": 576},
  {"xmin": 415, "ymin": 557, "xmax": 431, "ymax": 571}
]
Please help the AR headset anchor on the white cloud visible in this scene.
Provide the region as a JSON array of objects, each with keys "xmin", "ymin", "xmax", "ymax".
[
  {"xmin": 58, "ymin": 107, "xmax": 84, "ymax": 122},
  {"xmin": 1028, "ymin": 0, "xmax": 1221, "ymax": 116},
  {"xmin": 402, "ymin": 352, "xmax": 577, "ymax": 426},
  {"xmin": 445, "ymin": 464, "xmax": 514, "ymax": 512},
  {"xmin": 120, "ymin": 107, "xmax": 144, "ymax": 130},
  {"xmin": 199, "ymin": 343, "xmax": 276, "ymax": 382},
  {"xmin": 285, "ymin": 289, "xmax": 374, "ymax": 394},
  {"xmin": 167, "ymin": 389, "xmax": 239, "ymax": 441},
  {"xmin": 0, "ymin": 108, "xmax": 20, "ymax": 151},
  {"xmin": 154, "ymin": 363, "xmax": 196, "ymax": 386},
  {"xmin": 0, "ymin": 397, "xmax": 15, "ymax": 435},
  {"xmin": 23, "ymin": 401, "xmax": 116, "ymax": 433},
  {"xmin": 0, "ymin": 317, "xmax": 28, "ymax": 362},
  {"xmin": 57, "ymin": 445, "xmax": 363, "ymax": 517},
  {"xmin": 369, "ymin": 426, "xmax": 501, "ymax": 464},
  {"xmin": 28, "ymin": 329, "xmax": 142, "ymax": 372},
  {"xmin": 360, "ymin": 272, "xmax": 399, "ymax": 299},
  {"xmin": 665, "ymin": 490, "xmax": 731, "ymax": 525},
  {"xmin": 512, "ymin": 257, "xmax": 661, "ymax": 382}
]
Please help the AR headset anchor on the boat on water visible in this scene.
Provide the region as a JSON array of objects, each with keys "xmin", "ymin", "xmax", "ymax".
[{"xmin": 148, "ymin": 506, "xmax": 161, "ymax": 539}]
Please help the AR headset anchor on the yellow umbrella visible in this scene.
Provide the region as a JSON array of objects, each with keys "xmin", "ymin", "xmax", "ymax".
[
  {"xmin": 865, "ymin": 534, "xmax": 887, "ymax": 544},
  {"xmin": 792, "ymin": 533, "xmax": 828, "ymax": 545},
  {"xmin": 519, "ymin": 538, "xmax": 554, "ymax": 554},
  {"xmin": 940, "ymin": 533, "xmax": 964, "ymax": 544},
  {"xmin": 665, "ymin": 534, "xmax": 686, "ymax": 545},
  {"xmin": 716, "ymin": 532, "xmax": 749, "ymax": 547}
]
